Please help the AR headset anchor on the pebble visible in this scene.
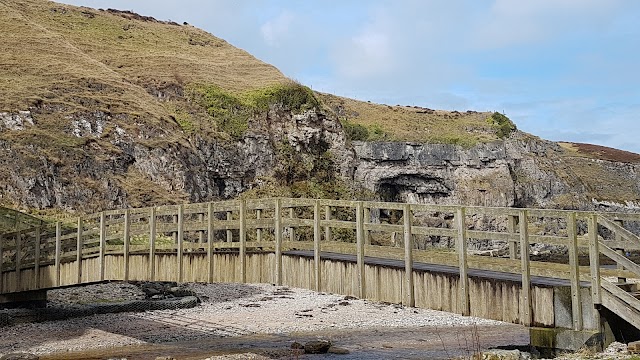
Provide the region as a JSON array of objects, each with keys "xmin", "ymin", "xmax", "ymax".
[{"xmin": 0, "ymin": 282, "xmax": 505, "ymax": 357}]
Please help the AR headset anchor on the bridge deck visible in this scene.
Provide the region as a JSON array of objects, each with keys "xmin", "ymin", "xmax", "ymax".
[{"xmin": 286, "ymin": 250, "xmax": 590, "ymax": 288}]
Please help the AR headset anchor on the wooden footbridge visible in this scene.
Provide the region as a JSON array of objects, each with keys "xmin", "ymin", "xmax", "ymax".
[{"xmin": 1, "ymin": 198, "xmax": 640, "ymax": 349}]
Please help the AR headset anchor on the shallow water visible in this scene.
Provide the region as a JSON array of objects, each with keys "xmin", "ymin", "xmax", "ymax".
[{"xmin": 39, "ymin": 324, "xmax": 529, "ymax": 360}]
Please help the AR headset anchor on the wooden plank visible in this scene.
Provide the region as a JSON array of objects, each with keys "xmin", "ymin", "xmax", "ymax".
[
  {"xmin": 289, "ymin": 207, "xmax": 295, "ymax": 242},
  {"xmin": 587, "ymin": 214, "xmax": 601, "ymax": 305},
  {"xmin": 177, "ymin": 204, "xmax": 184, "ymax": 283},
  {"xmin": 466, "ymin": 230, "xmax": 517, "ymax": 242},
  {"xmin": 356, "ymin": 201, "xmax": 365, "ymax": 299},
  {"xmin": 208, "ymin": 202, "xmax": 214, "ymax": 283},
  {"xmin": 507, "ymin": 215, "xmax": 518, "ymax": 259},
  {"xmin": 77, "ymin": 217, "xmax": 83, "ymax": 284},
  {"xmin": 149, "ymin": 207, "xmax": 156, "ymax": 281},
  {"xmin": 226, "ymin": 211, "xmax": 233, "ymax": 243},
  {"xmin": 198, "ymin": 213, "xmax": 205, "ymax": 244},
  {"xmin": 407, "ymin": 203, "xmax": 458, "ymax": 213},
  {"xmin": 599, "ymin": 216, "xmax": 640, "ymax": 245},
  {"xmin": 322, "ymin": 219, "xmax": 357, "ymax": 230},
  {"xmin": 99, "ymin": 212, "xmax": 106, "ymax": 282},
  {"xmin": 465, "ymin": 206, "xmax": 521, "ymax": 217},
  {"xmin": 614, "ymin": 220, "xmax": 627, "ymax": 283},
  {"xmin": 519, "ymin": 210, "xmax": 532, "ymax": 326},
  {"xmin": 314, "ymin": 200, "xmax": 321, "ymax": 291},
  {"xmin": 275, "ymin": 199, "xmax": 282, "ymax": 285},
  {"xmin": 364, "ymin": 223, "xmax": 402, "ymax": 233},
  {"xmin": 602, "ymin": 291, "xmax": 640, "ymax": 330},
  {"xmin": 34, "ymin": 227, "xmax": 41, "ymax": 289},
  {"xmin": 413, "ymin": 227, "xmax": 458, "ymax": 237},
  {"xmin": 566, "ymin": 212, "xmax": 583, "ymax": 331},
  {"xmin": 455, "ymin": 207, "xmax": 469, "ymax": 316},
  {"xmin": 239, "ymin": 200, "xmax": 246, "ymax": 283},
  {"xmin": 256, "ymin": 209, "xmax": 262, "ymax": 243},
  {"xmin": 325, "ymin": 205, "xmax": 331, "ymax": 241},
  {"xmin": 602, "ymin": 280, "xmax": 640, "ymax": 312},
  {"xmin": 317, "ymin": 199, "xmax": 360, "ymax": 208},
  {"xmin": 364, "ymin": 207, "xmax": 371, "ymax": 246},
  {"xmin": 600, "ymin": 243, "xmax": 640, "ymax": 278},
  {"xmin": 123, "ymin": 209, "xmax": 131, "ymax": 282},
  {"xmin": 404, "ymin": 204, "xmax": 414, "ymax": 307},
  {"xmin": 0, "ymin": 233, "xmax": 3, "ymax": 292}
]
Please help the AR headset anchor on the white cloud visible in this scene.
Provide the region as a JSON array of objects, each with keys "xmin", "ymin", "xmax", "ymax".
[
  {"xmin": 470, "ymin": 0, "xmax": 623, "ymax": 49},
  {"xmin": 330, "ymin": 8, "xmax": 396, "ymax": 79},
  {"xmin": 260, "ymin": 11, "xmax": 295, "ymax": 47}
]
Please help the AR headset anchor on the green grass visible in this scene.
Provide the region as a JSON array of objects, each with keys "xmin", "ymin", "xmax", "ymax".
[
  {"xmin": 189, "ymin": 82, "xmax": 320, "ymax": 139},
  {"xmin": 318, "ymin": 93, "xmax": 507, "ymax": 147}
]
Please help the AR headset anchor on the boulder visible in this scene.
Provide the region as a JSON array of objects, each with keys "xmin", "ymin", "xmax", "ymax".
[{"xmin": 304, "ymin": 340, "xmax": 332, "ymax": 354}]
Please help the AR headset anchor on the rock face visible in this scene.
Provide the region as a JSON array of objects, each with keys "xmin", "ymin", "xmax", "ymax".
[
  {"xmin": 0, "ymin": 105, "xmax": 353, "ymax": 213},
  {"xmin": 1, "ymin": 102, "xmax": 640, "ymax": 216},
  {"xmin": 353, "ymin": 133, "xmax": 640, "ymax": 211}
]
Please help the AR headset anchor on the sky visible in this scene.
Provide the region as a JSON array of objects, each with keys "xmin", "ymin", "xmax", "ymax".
[{"xmin": 60, "ymin": 0, "xmax": 640, "ymax": 153}]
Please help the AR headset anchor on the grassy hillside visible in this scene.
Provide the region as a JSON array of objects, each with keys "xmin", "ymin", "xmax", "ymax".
[
  {"xmin": 0, "ymin": 0, "xmax": 517, "ymax": 147},
  {"xmin": 319, "ymin": 93, "xmax": 513, "ymax": 147}
]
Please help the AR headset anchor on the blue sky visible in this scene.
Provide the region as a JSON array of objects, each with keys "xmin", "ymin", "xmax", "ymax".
[{"xmin": 60, "ymin": 0, "xmax": 640, "ymax": 153}]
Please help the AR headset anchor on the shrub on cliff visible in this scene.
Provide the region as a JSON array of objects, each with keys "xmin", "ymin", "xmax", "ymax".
[{"xmin": 487, "ymin": 112, "xmax": 516, "ymax": 138}]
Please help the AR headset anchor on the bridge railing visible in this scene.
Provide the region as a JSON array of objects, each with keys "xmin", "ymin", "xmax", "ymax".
[{"xmin": 1, "ymin": 198, "xmax": 639, "ymax": 329}]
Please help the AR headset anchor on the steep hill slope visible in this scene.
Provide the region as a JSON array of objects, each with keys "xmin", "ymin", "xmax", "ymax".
[{"xmin": 1, "ymin": 0, "xmax": 639, "ymax": 218}]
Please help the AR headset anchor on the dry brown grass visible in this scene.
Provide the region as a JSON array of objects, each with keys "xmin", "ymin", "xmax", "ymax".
[
  {"xmin": 0, "ymin": 0, "xmax": 287, "ymax": 116},
  {"xmin": 560, "ymin": 142, "xmax": 640, "ymax": 163},
  {"xmin": 318, "ymin": 93, "xmax": 500, "ymax": 146}
]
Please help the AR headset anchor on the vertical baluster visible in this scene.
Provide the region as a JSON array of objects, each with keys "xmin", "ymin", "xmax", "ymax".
[
  {"xmin": 455, "ymin": 207, "xmax": 469, "ymax": 316},
  {"xmin": 55, "ymin": 222, "xmax": 61, "ymax": 287},
  {"xmin": 207, "ymin": 202, "xmax": 214, "ymax": 283},
  {"xmin": 274, "ymin": 199, "xmax": 283, "ymax": 286},
  {"xmin": 239, "ymin": 200, "xmax": 246, "ymax": 283},
  {"xmin": 356, "ymin": 202, "xmax": 365, "ymax": 299},
  {"xmin": 404, "ymin": 204, "xmax": 414, "ymax": 307},
  {"xmin": 519, "ymin": 210, "xmax": 531, "ymax": 326},
  {"xmin": 149, "ymin": 207, "xmax": 156, "ymax": 281}
]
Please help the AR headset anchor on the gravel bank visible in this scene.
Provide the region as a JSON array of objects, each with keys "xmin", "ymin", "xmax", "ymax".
[{"xmin": 0, "ymin": 282, "xmax": 514, "ymax": 358}]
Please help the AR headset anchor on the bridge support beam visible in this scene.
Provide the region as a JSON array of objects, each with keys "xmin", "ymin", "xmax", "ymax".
[{"xmin": 0, "ymin": 289, "xmax": 47, "ymax": 308}]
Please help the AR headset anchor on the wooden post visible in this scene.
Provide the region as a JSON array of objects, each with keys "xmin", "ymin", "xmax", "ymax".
[
  {"xmin": 356, "ymin": 202, "xmax": 366, "ymax": 299},
  {"xmin": 173, "ymin": 214, "xmax": 179, "ymax": 244},
  {"xmin": 519, "ymin": 210, "xmax": 532, "ymax": 326},
  {"xmin": 274, "ymin": 198, "xmax": 283, "ymax": 285},
  {"xmin": 198, "ymin": 213, "xmax": 205, "ymax": 244},
  {"xmin": 77, "ymin": 217, "xmax": 83, "ymax": 284},
  {"xmin": 34, "ymin": 226, "xmax": 41, "ymax": 289},
  {"xmin": 507, "ymin": 215, "xmax": 518, "ymax": 259},
  {"xmin": 99, "ymin": 212, "xmax": 106, "ymax": 282},
  {"xmin": 614, "ymin": 220, "xmax": 626, "ymax": 283},
  {"xmin": 455, "ymin": 207, "xmax": 469, "ymax": 316},
  {"xmin": 177, "ymin": 205, "xmax": 184, "ymax": 283},
  {"xmin": 404, "ymin": 204, "xmax": 414, "ymax": 307},
  {"xmin": 239, "ymin": 200, "xmax": 246, "ymax": 283},
  {"xmin": 364, "ymin": 207, "xmax": 371, "ymax": 245},
  {"xmin": 256, "ymin": 209, "xmax": 262, "ymax": 243},
  {"xmin": 0, "ymin": 233, "xmax": 3, "ymax": 293},
  {"xmin": 588, "ymin": 214, "xmax": 602, "ymax": 309},
  {"xmin": 226, "ymin": 211, "xmax": 233, "ymax": 243},
  {"xmin": 324, "ymin": 205, "xmax": 331, "ymax": 241},
  {"xmin": 149, "ymin": 207, "xmax": 156, "ymax": 281},
  {"xmin": 123, "ymin": 209, "xmax": 131, "ymax": 282},
  {"xmin": 567, "ymin": 212, "xmax": 583, "ymax": 331},
  {"xmin": 314, "ymin": 200, "xmax": 321, "ymax": 291},
  {"xmin": 15, "ymin": 230, "xmax": 21, "ymax": 291},
  {"xmin": 55, "ymin": 222, "xmax": 61, "ymax": 287},
  {"xmin": 207, "ymin": 202, "xmax": 214, "ymax": 283},
  {"xmin": 289, "ymin": 207, "xmax": 295, "ymax": 242}
]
